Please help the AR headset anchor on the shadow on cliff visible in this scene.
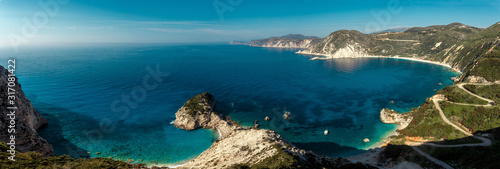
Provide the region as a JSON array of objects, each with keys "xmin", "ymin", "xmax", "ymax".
[{"xmin": 35, "ymin": 102, "xmax": 91, "ymax": 159}]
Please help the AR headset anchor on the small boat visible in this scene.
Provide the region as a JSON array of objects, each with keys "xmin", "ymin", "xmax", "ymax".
[{"xmin": 324, "ymin": 129, "xmax": 329, "ymax": 135}]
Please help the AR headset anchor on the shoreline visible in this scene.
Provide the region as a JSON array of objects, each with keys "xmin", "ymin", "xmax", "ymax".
[
  {"xmin": 146, "ymin": 51, "xmax": 455, "ymax": 167},
  {"xmin": 296, "ymin": 51, "xmax": 462, "ymax": 73},
  {"xmin": 365, "ymin": 125, "xmax": 399, "ymax": 150}
]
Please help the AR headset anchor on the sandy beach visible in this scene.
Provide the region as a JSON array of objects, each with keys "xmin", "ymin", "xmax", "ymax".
[{"xmin": 297, "ymin": 51, "xmax": 462, "ymax": 73}]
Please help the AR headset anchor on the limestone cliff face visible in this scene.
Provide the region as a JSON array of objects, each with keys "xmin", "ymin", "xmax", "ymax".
[
  {"xmin": 173, "ymin": 92, "xmax": 216, "ymax": 130},
  {"xmin": 380, "ymin": 109, "xmax": 412, "ymax": 130},
  {"xmin": 298, "ymin": 23, "xmax": 483, "ymax": 61},
  {"xmin": 174, "ymin": 93, "xmax": 376, "ymax": 169},
  {"xmin": 0, "ymin": 65, "xmax": 54, "ymax": 156},
  {"xmin": 249, "ymin": 37, "xmax": 321, "ymax": 49},
  {"xmin": 297, "ymin": 30, "xmax": 374, "ymax": 59},
  {"xmin": 230, "ymin": 34, "xmax": 322, "ymax": 49},
  {"xmin": 173, "ymin": 92, "xmax": 238, "ymax": 137}
]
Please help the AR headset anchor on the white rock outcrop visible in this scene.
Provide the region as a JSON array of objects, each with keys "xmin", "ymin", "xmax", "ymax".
[{"xmin": 380, "ymin": 109, "xmax": 413, "ymax": 130}]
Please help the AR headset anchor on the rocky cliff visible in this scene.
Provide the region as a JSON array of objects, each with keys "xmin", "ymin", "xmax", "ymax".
[
  {"xmin": 297, "ymin": 30, "xmax": 374, "ymax": 58},
  {"xmin": 174, "ymin": 93, "xmax": 376, "ymax": 169},
  {"xmin": 230, "ymin": 34, "xmax": 322, "ymax": 49},
  {"xmin": 0, "ymin": 65, "xmax": 54, "ymax": 156},
  {"xmin": 173, "ymin": 92, "xmax": 237, "ymax": 137}
]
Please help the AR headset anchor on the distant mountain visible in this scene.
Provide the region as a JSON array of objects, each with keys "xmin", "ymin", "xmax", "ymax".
[
  {"xmin": 228, "ymin": 41, "xmax": 246, "ymax": 45},
  {"xmin": 229, "ymin": 34, "xmax": 322, "ymax": 49},
  {"xmin": 371, "ymin": 27, "xmax": 411, "ymax": 34}
]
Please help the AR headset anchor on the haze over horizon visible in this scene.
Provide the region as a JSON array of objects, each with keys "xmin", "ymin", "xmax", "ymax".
[{"xmin": 0, "ymin": 0, "xmax": 499, "ymax": 48}]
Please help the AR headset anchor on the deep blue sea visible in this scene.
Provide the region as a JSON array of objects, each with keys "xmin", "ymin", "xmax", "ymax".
[{"xmin": 0, "ymin": 44, "xmax": 458, "ymax": 165}]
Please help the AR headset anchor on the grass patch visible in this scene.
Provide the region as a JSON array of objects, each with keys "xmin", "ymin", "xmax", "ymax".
[
  {"xmin": 397, "ymin": 100, "xmax": 469, "ymax": 142},
  {"xmin": 464, "ymin": 84, "xmax": 500, "ymax": 104},
  {"xmin": 469, "ymin": 58, "xmax": 500, "ymax": 82},
  {"xmin": 440, "ymin": 102, "xmax": 500, "ymax": 133},
  {"xmin": 437, "ymin": 85, "xmax": 489, "ymax": 105},
  {"xmin": 0, "ymin": 142, "xmax": 142, "ymax": 169}
]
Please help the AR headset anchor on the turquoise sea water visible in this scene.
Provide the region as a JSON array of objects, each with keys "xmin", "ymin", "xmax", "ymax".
[{"xmin": 0, "ymin": 44, "xmax": 458, "ymax": 165}]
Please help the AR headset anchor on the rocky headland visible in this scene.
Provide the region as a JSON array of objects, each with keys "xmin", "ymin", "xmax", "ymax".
[
  {"xmin": 230, "ymin": 34, "xmax": 322, "ymax": 49},
  {"xmin": 173, "ymin": 92, "xmax": 376, "ymax": 169},
  {"xmin": 0, "ymin": 65, "xmax": 54, "ymax": 156}
]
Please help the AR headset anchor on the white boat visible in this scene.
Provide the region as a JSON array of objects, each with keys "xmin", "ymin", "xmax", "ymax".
[{"xmin": 324, "ymin": 129, "xmax": 329, "ymax": 135}]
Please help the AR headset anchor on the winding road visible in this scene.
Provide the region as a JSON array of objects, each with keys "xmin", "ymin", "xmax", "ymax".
[{"xmin": 409, "ymin": 82, "xmax": 498, "ymax": 169}]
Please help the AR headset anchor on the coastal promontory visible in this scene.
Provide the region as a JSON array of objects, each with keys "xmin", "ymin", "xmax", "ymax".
[
  {"xmin": 230, "ymin": 34, "xmax": 322, "ymax": 49},
  {"xmin": 0, "ymin": 65, "xmax": 54, "ymax": 157},
  {"xmin": 173, "ymin": 92, "xmax": 377, "ymax": 169}
]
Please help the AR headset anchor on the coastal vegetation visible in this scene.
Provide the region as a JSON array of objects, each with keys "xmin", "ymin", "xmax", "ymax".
[
  {"xmin": 384, "ymin": 79, "xmax": 499, "ymax": 168},
  {"xmin": 182, "ymin": 92, "xmax": 215, "ymax": 117},
  {"xmin": 0, "ymin": 142, "xmax": 143, "ymax": 169},
  {"xmin": 437, "ymin": 86, "xmax": 489, "ymax": 104},
  {"xmin": 469, "ymin": 58, "xmax": 500, "ymax": 82},
  {"xmin": 440, "ymin": 100, "xmax": 500, "ymax": 133},
  {"xmin": 393, "ymin": 99, "xmax": 468, "ymax": 142},
  {"xmin": 2, "ymin": 21, "xmax": 499, "ymax": 168},
  {"xmin": 464, "ymin": 84, "xmax": 500, "ymax": 103}
]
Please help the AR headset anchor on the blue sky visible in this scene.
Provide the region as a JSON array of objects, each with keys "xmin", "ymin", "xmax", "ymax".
[{"xmin": 0, "ymin": 0, "xmax": 499, "ymax": 46}]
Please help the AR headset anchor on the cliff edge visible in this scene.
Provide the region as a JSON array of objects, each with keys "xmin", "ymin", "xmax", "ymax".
[{"xmin": 0, "ymin": 65, "xmax": 54, "ymax": 156}]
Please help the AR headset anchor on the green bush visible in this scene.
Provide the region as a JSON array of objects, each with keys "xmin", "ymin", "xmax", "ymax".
[
  {"xmin": 183, "ymin": 92, "xmax": 214, "ymax": 117},
  {"xmin": 440, "ymin": 102, "xmax": 500, "ymax": 133}
]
